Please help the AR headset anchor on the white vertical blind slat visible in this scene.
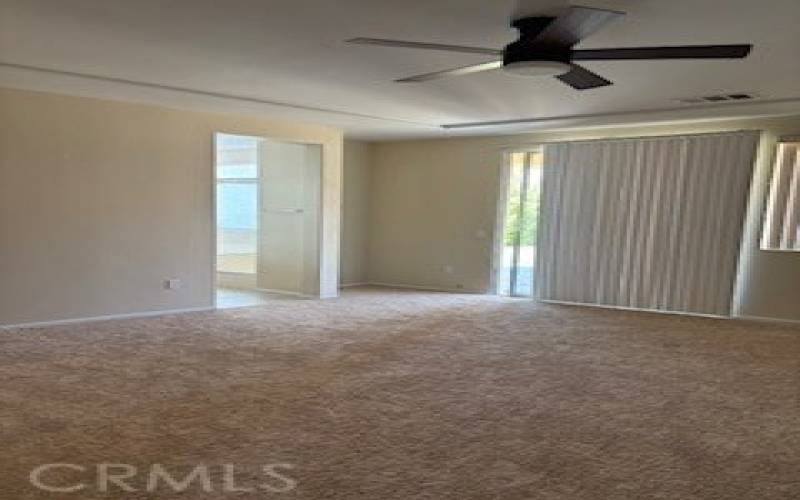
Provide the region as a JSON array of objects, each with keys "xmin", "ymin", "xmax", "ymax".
[{"xmin": 780, "ymin": 151, "xmax": 800, "ymax": 249}]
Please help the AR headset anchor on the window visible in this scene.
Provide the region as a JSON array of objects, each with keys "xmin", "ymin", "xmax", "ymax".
[
  {"xmin": 762, "ymin": 141, "xmax": 800, "ymax": 251},
  {"xmin": 216, "ymin": 134, "xmax": 260, "ymax": 274}
]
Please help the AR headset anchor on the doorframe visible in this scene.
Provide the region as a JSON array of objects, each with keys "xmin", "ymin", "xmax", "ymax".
[
  {"xmin": 489, "ymin": 153, "xmax": 512, "ymax": 296},
  {"xmin": 211, "ymin": 132, "xmax": 325, "ymax": 308}
]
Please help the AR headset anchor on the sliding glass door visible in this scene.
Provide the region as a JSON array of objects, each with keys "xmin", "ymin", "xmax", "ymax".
[{"xmin": 498, "ymin": 151, "xmax": 543, "ymax": 297}]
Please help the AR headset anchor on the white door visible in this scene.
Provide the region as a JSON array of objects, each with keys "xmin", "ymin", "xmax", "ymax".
[{"xmin": 257, "ymin": 140, "xmax": 321, "ymax": 296}]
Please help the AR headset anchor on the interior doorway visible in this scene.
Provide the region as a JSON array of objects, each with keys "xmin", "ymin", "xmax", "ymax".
[
  {"xmin": 214, "ymin": 133, "xmax": 322, "ymax": 308},
  {"xmin": 497, "ymin": 150, "xmax": 543, "ymax": 297}
]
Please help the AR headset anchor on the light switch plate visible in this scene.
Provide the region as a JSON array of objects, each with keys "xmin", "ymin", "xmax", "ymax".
[{"xmin": 165, "ymin": 278, "xmax": 182, "ymax": 290}]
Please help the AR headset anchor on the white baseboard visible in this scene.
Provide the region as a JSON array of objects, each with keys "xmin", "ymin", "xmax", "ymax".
[
  {"xmin": 539, "ymin": 299, "xmax": 730, "ymax": 320},
  {"xmin": 254, "ymin": 287, "xmax": 324, "ymax": 299},
  {"xmin": 367, "ymin": 282, "xmax": 483, "ymax": 294},
  {"xmin": 1, "ymin": 306, "xmax": 214, "ymax": 330},
  {"xmin": 339, "ymin": 282, "xmax": 369, "ymax": 288},
  {"xmin": 734, "ymin": 315, "xmax": 800, "ymax": 326},
  {"xmin": 217, "ymin": 284, "xmax": 317, "ymax": 300}
]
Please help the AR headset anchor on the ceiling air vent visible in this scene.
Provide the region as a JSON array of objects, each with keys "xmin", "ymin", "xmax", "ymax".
[{"xmin": 675, "ymin": 93, "xmax": 757, "ymax": 104}]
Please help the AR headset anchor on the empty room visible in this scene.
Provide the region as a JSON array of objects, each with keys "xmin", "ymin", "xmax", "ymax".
[{"xmin": 1, "ymin": 0, "xmax": 799, "ymax": 498}]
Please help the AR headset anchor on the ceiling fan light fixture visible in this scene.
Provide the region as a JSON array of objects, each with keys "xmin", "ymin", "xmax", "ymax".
[
  {"xmin": 503, "ymin": 60, "xmax": 571, "ymax": 77},
  {"xmin": 348, "ymin": 6, "xmax": 753, "ymax": 90}
]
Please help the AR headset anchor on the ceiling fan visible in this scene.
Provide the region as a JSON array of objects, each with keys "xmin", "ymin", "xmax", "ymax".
[{"xmin": 346, "ymin": 5, "xmax": 752, "ymax": 90}]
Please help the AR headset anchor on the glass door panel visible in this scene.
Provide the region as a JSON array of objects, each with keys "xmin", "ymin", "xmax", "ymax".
[{"xmin": 499, "ymin": 151, "xmax": 542, "ymax": 297}]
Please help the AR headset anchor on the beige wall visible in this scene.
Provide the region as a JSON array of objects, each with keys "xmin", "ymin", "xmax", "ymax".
[
  {"xmin": 0, "ymin": 87, "xmax": 342, "ymax": 326},
  {"xmin": 340, "ymin": 140, "xmax": 372, "ymax": 285},
  {"xmin": 369, "ymin": 115, "xmax": 800, "ymax": 321},
  {"xmin": 2, "ymin": 85, "xmax": 797, "ymax": 324},
  {"xmin": 369, "ymin": 139, "xmax": 496, "ymax": 292}
]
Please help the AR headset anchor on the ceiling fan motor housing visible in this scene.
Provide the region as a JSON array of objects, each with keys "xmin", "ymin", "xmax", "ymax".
[{"xmin": 503, "ymin": 17, "xmax": 572, "ymax": 76}]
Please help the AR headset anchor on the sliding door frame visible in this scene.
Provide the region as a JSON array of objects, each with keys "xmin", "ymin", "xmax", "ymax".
[
  {"xmin": 508, "ymin": 153, "xmax": 533, "ymax": 296},
  {"xmin": 491, "ymin": 147, "xmax": 543, "ymax": 297}
]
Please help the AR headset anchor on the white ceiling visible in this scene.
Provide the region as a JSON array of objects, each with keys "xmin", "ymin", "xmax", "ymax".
[{"xmin": 1, "ymin": 0, "xmax": 799, "ymax": 140}]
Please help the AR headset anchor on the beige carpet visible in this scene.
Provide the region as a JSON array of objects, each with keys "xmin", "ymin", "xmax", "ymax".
[{"xmin": 1, "ymin": 287, "xmax": 799, "ymax": 499}]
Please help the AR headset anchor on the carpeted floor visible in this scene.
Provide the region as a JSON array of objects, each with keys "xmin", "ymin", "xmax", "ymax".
[{"xmin": 1, "ymin": 287, "xmax": 799, "ymax": 499}]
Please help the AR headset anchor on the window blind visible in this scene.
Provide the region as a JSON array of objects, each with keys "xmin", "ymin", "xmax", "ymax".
[
  {"xmin": 761, "ymin": 141, "xmax": 800, "ymax": 251},
  {"xmin": 536, "ymin": 131, "xmax": 760, "ymax": 316}
]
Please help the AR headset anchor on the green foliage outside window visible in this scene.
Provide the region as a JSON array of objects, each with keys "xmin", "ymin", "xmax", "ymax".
[{"xmin": 504, "ymin": 174, "xmax": 540, "ymax": 246}]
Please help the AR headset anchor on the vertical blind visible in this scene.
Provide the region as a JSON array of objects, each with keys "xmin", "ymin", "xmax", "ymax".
[
  {"xmin": 761, "ymin": 141, "xmax": 800, "ymax": 250},
  {"xmin": 536, "ymin": 131, "xmax": 759, "ymax": 316}
]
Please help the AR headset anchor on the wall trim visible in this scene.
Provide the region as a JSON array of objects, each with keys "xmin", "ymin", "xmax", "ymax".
[
  {"xmin": 0, "ymin": 307, "xmax": 214, "ymax": 331},
  {"xmin": 367, "ymin": 282, "xmax": 483, "ymax": 294},
  {"xmin": 0, "ymin": 61, "xmax": 427, "ymax": 126},
  {"xmin": 539, "ymin": 299, "xmax": 730, "ymax": 320},
  {"xmin": 254, "ymin": 287, "xmax": 315, "ymax": 299},
  {"xmin": 442, "ymin": 98, "xmax": 800, "ymax": 130},
  {"xmin": 733, "ymin": 314, "xmax": 800, "ymax": 326},
  {"xmin": 339, "ymin": 282, "xmax": 370, "ymax": 288}
]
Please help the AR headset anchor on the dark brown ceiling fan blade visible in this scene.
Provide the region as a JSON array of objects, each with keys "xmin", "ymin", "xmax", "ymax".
[
  {"xmin": 556, "ymin": 64, "xmax": 612, "ymax": 90},
  {"xmin": 532, "ymin": 6, "xmax": 625, "ymax": 47},
  {"xmin": 572, "ymin": 44, "xmax": 753, "ymax": 60},
  {"xmin": 395, "ymin": 61, "xmax": 504, "ymax": 83},
  {"xmin": 346, "ymin": 38, "xmax": 502, "ymax": 56}
]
